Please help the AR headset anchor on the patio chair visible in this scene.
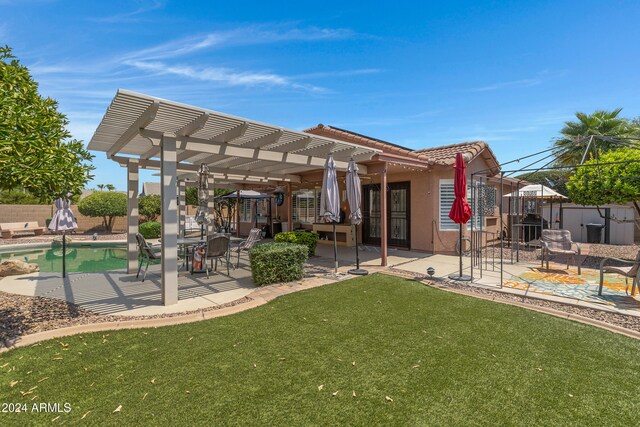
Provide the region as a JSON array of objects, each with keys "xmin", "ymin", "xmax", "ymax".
[
  {"xmin": 192, "ymin": 235, "xmax": 231, "ymax": 278},
  {"xmin": 135, "ymin": 233, "xmax": 161, "ymax": 282},
  {"xmin": 598, "ymin": 249, "xmax": 640, "ymax": 296},
  {"xmin": 230, "ymin": 228, "xmax": 262, "ymax": 268},
  {"xmin": 540, "ymin": 229, "xmax": 581, "ymax": 275}
]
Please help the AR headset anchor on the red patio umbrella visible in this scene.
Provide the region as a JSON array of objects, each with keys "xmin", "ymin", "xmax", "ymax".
[{"xmin": 448, "ymin": 153, "xmax": 472, "ymax": 281}]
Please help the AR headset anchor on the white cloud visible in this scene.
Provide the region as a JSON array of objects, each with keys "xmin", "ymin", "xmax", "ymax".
[
  {"xmin": 121, "ymin": 25, "xmax": 357, "ymax": 61},
  {"xmin": 470, "ymin": 77, "xmax": 543, "ymax": 92},
  {"xmin": 93, "ymin": 0, "xmax": 165, "ymax": 23},
  {"xmin": 469, "ymin": 70, "xmax": 568, "ymax": 92},
  {"xmin": 125, "ymin": 60, "xmax": 326, "ymax": 92}
]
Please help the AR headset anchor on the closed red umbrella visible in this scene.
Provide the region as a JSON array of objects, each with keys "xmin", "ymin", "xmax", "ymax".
[{"xmin": 449, "ymin": 153, "xmax": 472, "ymax": 280}]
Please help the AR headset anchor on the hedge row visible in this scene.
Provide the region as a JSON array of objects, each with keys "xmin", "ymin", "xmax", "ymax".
[
  {"xmin": 249, "ymin": 242, "xmax": 308, "ymax": 286},
  {"xmin": 273, "ymin": 231, "xmax": 319, "ymax": 257}
]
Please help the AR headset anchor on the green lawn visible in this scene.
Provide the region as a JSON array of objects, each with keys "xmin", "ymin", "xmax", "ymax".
[{"xmin": 1, "ymin": 274, "xmax": 639, "ymax": 426}]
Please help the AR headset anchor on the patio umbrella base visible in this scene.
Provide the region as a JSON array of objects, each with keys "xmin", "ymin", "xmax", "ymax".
[
  {"xmin": 448, "ymin": 274, "xmax": 472, "ymax": 281},
  {"xmin": 348, "ymin": 268, "xmax": 369, "ymax": 276}
]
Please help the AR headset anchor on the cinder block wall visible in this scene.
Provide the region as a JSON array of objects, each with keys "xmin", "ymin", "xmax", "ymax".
[{"xmin": 0, "ymin": 204, "xmax": 127, "ymax": 233}]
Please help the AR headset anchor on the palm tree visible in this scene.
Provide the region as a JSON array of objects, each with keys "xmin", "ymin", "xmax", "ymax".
[
  {"xmin": 105, "ymin": 184, "xmax": 115, "ymax": 191},
  {"xmin": 553, "ymin": 109, "xmax": 636, "ymax": 165},
  {"xmin": 96, "ymin": 184, "xmax": 105, "ymax": 191}
]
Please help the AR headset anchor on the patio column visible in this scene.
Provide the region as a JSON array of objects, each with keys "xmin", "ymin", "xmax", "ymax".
[
  {"xmin": 236, "ymin": 190, "xmax": 240, "ymax": 237},
  {"xmin": 287, "ymin": 182, "xmax": 293, "ymax": 232},
  {"xmin": 126, "ymin": 158, "xmax": 139, "ymax": 274},
  {"xmin": 208, "ymin": 177, "xmax": 215, "ymax": 235},
  {"xmin": 178, "ymin": 180, "xmax": 185, "ymax": 237},
  {"xmin": 381, "ymin": 163, "xmax": 388, "ymax": 267},
  {"xmin": 161, "ymin": 133, "xmax": 178, "ymax": 305}
]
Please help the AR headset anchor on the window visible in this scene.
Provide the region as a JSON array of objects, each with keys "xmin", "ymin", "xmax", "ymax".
[
  {"xmin": 292, "ymin": 190, "xmax": 320, "ymax": 224},
  {"xmin": 256, "ymin": 199, "xmax": 269, "ymax": 223},
  {"xmin": 239, "ymin": 199, "xmax": 252, "ymax": 222},
  {"xmin": 439, "ymin": 179, "xmax": 488, "ymax": 230},
  {"xmin": 439, "ymin": 180, "xmax": 458, "ymax": 231}
]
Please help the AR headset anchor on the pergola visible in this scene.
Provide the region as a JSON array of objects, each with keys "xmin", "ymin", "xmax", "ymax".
[{"xmin": 88, "ymin": 90, "xmax": 381, "ymax": 305}]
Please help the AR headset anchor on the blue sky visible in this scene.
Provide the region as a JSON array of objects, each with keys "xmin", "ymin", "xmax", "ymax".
[{"xmin": 3, "ymin": 0, "xmax": 640, "ymax": 189}]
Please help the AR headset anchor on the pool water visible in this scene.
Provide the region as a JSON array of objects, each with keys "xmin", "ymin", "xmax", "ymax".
[{"xmin": 0, "ymin": 244, "xmax": 150, "ymax": 273}]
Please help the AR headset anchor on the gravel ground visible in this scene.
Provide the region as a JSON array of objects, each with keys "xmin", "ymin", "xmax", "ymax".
[
  {"xmin": 0, "ymin": 233, "xmax": 127, "ymax": 245},
  {"xmin": 387, "ymin": 268, "xmax": 640, "ymax": 333}
]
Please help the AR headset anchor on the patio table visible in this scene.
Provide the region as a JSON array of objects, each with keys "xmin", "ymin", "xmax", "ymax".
[{"xmin": 159, "ymin": 236, "xmax": 244, "ymax": 271}]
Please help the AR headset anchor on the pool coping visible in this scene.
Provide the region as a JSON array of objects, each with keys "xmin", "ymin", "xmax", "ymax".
[{"xmin": 0, "ymin": 240, "xmax": 127, "ymax": 251}]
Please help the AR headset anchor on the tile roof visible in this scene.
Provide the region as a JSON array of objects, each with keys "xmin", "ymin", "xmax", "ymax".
[
  {"xmin": 414, "ymin": 141, "xmax": 493, "ymax": 165},
  {"xmin": 304, "ymin": 124, "xmax": 500, "ymax": 172}
]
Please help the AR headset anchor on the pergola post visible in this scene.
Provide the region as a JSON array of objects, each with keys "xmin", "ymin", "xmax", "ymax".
[
  {"xmin": 208, "ymin": 177, "xmax": 215, "ymax": 235},
  {"xmin": 126, "ymin": 158, "xmax": 139, "ymax": 273},
  {"xmin": 287, "ymin": 182, "xmax": 293, "ymax": 232},
  {"xmin": 161, "ymin": 133, "xmax": 178, "ymax": 305},
  {"xmin": 381, "ymin": 163, "xmax": 388, "ymax": 267},
  {"xmin": 178, "ymin": 180, "xmax": 186, "ymax": 237},
  {"xmin": 236, "ymin": 190, "xmax": 240, "ymax": 237}
]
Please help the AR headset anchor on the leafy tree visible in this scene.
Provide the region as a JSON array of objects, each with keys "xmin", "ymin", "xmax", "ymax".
[
  {"xmin": 515, "ymin": 170, "xmax": 571, "ymax": 197},
  {"xmin": 567, "ymin": 147, "xmax": 640, "ymax": 216},
  {"xmin": 0, "ymin": 46, "xmax": 94, "ymax": 201},
  {"xmin": 553, "ymin": 109, "xmax": 639, "ymax": 166},
  {"xmin": 0, "ymin": 188, "xmax": 41, "ymax": 204},
  {"xmin": 139, "ymin": 194, "xmax": 161, "ymax": 222},
  {"xmin": 77, "ymin": 191, "xmax": 127, "ymax": 233}
]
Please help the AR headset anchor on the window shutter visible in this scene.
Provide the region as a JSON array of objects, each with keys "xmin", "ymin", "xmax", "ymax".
[{"xmin": 439, "ymin": 180, "xmax": 457, "ymax": 230}]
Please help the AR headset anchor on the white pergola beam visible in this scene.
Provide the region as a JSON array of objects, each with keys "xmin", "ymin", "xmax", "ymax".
[
  {"xmin": 274, "ymin": 135, "xmax": 311, "ymax": 152},
  {"xmin": 211, "ymin": 122, "xmax": 248, "ymax": 143},
  {"xmin": 107, "ymin": 101, "xmax": 160, "ymax": 158},
  {"xmin": 139, "ymin": 129, "xmax": 373, "ymax": 172},
  {"xmin": 111, "ymin": 155, "xmax": 302, "ymax": 182},
  {"xmin": 241, "ymin": 129, "xmax": 283, "ymax": 149},
  {"xmin": 177, "ymin": 112, "xmax": 210, "ymax": 137}
]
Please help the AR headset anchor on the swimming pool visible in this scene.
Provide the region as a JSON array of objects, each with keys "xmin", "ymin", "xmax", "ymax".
[{"xmin": 0, "ymin": 243, "xmax": 146, "ymax": 273}]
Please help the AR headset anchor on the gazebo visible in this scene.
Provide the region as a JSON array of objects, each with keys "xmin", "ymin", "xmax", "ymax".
[{"xmin": 88, "ymin": 90, "xmax": 381, "ymax": 305}]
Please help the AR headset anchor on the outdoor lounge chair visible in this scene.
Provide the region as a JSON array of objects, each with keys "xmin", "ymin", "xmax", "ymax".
[
  {"xmin": 541, "ymin": 229, "xmax": 581, "ymax": 275},
  {"xmin": 230, "ymin": 228, "xmax": 262, "ymax": 268},
  {"xmin": 598, "ymin": 249, "xmax": 640, "ymax": 296},
  {"xmin": 135, "ymin": 233, "xmax": 161, "ymax": 281},
  {"xmin": 192, "ymin": 235, "xmax": 231, "ymax": 278}
]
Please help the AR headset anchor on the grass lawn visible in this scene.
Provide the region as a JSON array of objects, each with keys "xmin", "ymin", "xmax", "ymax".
[{"xmin": 1, "ymin": 274, "xmax": 639, "ymax": 426}]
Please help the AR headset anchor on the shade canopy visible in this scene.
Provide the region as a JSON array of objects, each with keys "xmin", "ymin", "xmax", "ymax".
[
  {"xmin": 219, "ymin": 190, "xmax": 270, "ymax": 199},
  {"xmin": 88, "ymin": 90, "xmax": 381, "ymax": 184},
  {"xmin": 49, "ymin": 197, "xmax": 78, "ymax": 232},
  {"xmin": 448, "ymin": 153, "xmax": 472, "ymax": 224},
  {"xmin": 503, "ymin": 184, "xmax": 568, "ymax": 199}
]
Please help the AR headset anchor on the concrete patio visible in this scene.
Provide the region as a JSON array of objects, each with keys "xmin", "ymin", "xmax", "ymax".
[
  {"xmin": 0, "ymin": 254, "xmax": 256, "ymax": 316},
  {"xmin": 1, "ymin": 240, "xmax": 639, "ymax": 318}
]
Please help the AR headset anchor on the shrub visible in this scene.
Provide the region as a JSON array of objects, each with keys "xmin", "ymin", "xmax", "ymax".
[
  {"xmin": 139, "ymin": 194, "xmax": 161, "ymax": 222},
  {"xmin": 249, "ymin": 242, "xmax": 308, "ymax": 286},
  {"xmin": 77, "ymin": 191, "xmax": 127, "ymax": 233},
  {"xmin": 274, "ymin": 231, "xmax": 319, "ymax": 257},
  {"xmin": 139, "ymin": 221, "xmax": 161, "ymax": 239}
]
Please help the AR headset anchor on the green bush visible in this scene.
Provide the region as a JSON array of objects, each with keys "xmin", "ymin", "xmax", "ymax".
[
  {"xmin": 139, "ymin": 194, "xmax": 161, "ymax": 222},
  {"xmin": 249, "ymin": 242, "xmax": 308, "ymax": 286},
  {"xmin": 77, "ymin": 191, "xmax": 127, "ymax": 233},
  {"xmin": 274, "ymin": 231, "xmax": 319, "ymax": 257},
  {"xmin": 139, "ymin": 221, "xmax": 161, "ymax": 239}
]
